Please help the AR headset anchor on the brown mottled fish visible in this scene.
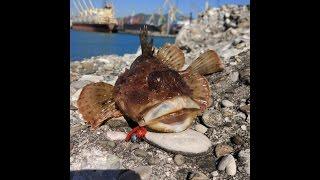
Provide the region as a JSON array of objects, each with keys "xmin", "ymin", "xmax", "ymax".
[{"xmin": 77, "ymin": 27, "xmax": 224, "ymax": 135}]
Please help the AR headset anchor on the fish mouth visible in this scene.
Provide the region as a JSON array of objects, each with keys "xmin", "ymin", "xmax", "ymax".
[{"xmin": 139, "ymin": 96, "xmax": 200, "ymax": 126}]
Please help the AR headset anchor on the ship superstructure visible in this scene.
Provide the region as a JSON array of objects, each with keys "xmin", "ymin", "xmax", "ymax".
[{"xmin": 71, "ymin": 0, "xmax": 118, "ymax": 33}]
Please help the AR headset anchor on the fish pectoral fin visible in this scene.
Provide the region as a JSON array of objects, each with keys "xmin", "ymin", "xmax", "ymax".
[
  {"xmin": 156, "ymin": 44, "xmax": 185, "ymax": 71},
  {"xmin": 186, "ymin": 50, "xmax": 224, "ymax": 75},
  {"xmin": 77, "ymin": 82, "xmax": 123, "ymax": 129},
  {"xmin": 181, "ymin": 72, "xmax": 213, "ymax": 110}
]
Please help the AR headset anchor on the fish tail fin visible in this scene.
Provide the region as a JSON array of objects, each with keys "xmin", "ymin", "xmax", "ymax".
[
  {"xmin": 186, "ymin": 50, "xmax": 224, "ymax": 75},
  {"xmin": 139, "ymin": 25, "xmax": 154, "ymax": 56},
  {"xmin": 77, "ymin": 82, "xmax": 122, "ymax": 129}
]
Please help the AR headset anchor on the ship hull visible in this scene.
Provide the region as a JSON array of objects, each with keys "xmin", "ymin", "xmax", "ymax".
[
  {"xmin": 122, "ymin": 24, "xmax": 160, "ymax": 32},
  {"xmin": 71, "ymin": 23, "xmax": 118, "ymax": 33}
]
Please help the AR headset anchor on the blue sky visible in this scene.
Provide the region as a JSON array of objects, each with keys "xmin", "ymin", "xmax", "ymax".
[{"xmin": 70, "ymin": 0, "xmax": 250, "ymax": 18}]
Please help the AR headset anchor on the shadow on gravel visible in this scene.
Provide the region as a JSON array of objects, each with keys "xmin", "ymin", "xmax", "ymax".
[{"xmin": 70, "ymin": 169, "xmax": 141, "ymax": 180}]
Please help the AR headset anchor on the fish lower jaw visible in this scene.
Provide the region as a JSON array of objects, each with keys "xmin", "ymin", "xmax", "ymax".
[{"xmin": 142, "ymin": 96, "xmax": 200, "ymax": 125}]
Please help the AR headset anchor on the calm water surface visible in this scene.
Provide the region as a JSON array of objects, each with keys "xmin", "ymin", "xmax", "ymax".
[{"xmin": 70, "ymin": 30, "xmax": 175, "ymax": 61}]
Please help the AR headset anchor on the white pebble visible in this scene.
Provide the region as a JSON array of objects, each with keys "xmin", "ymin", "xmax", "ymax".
[
  {"xmin": 221, "ymin": 100, "xmax": 234, "ymax": 107},
  {"xmin": 224, "ymin": 117, "xmax": 231, "ymax": 122},
  {"xmin": 218, "ymin": 154, "xmax": 237, "ymax": 176},
  {"xmin": 211, "ymin": 171, "xmax": 219, "ymax": 177},
  {"xmin": 241, "ymin": 125, "xmax": 247, "ymax": 131},
  {"xmin": 195, "ymin": 124, "xmax": 208, "ymax": 133}
]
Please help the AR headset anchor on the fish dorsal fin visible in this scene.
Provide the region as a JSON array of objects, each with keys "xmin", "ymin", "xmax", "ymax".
[
  {"xmin": 156, "ymin": 44, "xmax": 185, "ymax": 71},
  {"xmin": 180, "ymin": 72, "xmax": 213, "ymax": 111},
  {"xmin": 139, "ymin": 26, "xmax": 154, "ymax": 56},
  {"xmin": 186, "ymin": 50, "xmax": 224, "ymax": 75},
  {"xmin": 77, "ymin": 82, "xmax": 122, "ymax": 129}
]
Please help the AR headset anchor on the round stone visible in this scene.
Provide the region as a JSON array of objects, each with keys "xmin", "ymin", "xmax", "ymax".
[
  {"xmin": 174, "ymin": 154, "xmax": 185, "ymax": 166},
  {"xmin": 215, "ymin": 144, "xmax": 234, "ymax": 158}
]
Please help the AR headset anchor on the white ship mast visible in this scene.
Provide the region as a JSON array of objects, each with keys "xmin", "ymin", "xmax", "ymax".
[
  {"xmin": 81, "ymin": 0, "xmax": 90, "ymax": 12},
  {"xmin": 73, "ymin": 0, "xmax": 82, "ymax": 15},
  {"xmin": 76, "ymin": 0, "xmax": 85, "ymax": 15},
  {"xmin": 88, "ymin": 0, "xmax": 94, "ymax": 8}
]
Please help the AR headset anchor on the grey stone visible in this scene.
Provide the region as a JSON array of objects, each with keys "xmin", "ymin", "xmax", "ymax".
[
  {"xmin": 202, "ymin": 109, "xmax": 223, "ymax": 127},
  {"xmin": 190, "ymin": 171, "xmax": 209, "ymax": 180},
  {"xmin": 99, "ymin": 140, "xmax": 116, "ymax": 148},
  {"xmin": 221, "ymin": 100, "xmax": 234, "ymax": 107},
  {"xmin": 230, "ymin": 71, "xmax": 239, "ymax": 82},
  {"xmin": 148, "ymin": 157, "xmax": 161, "ymax": 165},
  {"xmin": 239, "ymin": 104, "xmax": 250, "ymax": 114},
  {"xmin": 215, "ymin": 144, "xmax": 234, "ymax": 158},
  {"xmin": 231, "ymin": 135, "xmax": 244, "ymax": 145},
  {"xmin": 174, "ymin": 154, "xmax": 185, "ymax": 166},
  {"xmin": 134, "ymin": 149, "xmax": 148, "ymax": 157}
]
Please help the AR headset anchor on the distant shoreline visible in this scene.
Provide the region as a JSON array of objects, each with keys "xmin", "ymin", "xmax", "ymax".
[{"xmin": 117, "ymin": 30, "xmax": 176, "ymax": 38}]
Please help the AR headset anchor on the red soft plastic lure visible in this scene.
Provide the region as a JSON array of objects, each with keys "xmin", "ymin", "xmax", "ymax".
[{"xmin": 125, "ymin": 126, "xmax": 147, "ymax": 142}]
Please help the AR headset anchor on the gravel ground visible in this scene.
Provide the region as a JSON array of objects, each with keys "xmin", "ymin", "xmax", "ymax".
[{"xmin": 70, "ymin": 4, "xmax": 250, "ymax": 180}]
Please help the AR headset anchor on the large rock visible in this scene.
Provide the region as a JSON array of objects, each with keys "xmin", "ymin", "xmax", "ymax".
[{"xmin": 145, "ymin": 129, "xmax": 212, "ymax": 155}]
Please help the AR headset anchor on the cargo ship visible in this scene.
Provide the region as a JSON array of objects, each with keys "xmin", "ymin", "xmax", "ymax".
[{"xmin": 71, "ymin": 0, "xmax": 118, "ymax": 33}]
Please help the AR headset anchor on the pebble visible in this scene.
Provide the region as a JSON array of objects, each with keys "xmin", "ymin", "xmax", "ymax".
[
  {"xmin": 218, "ymin": 154, "xmax": 237, "ymax": 176},
  {"xmin": 119, "ymin": 166, "xmax": 152, "ymax": 180},
  {"xmin": 241, "ymin": 125, "xmax": 247, "ymax": 131},
  {"xmin": 174, "ymin": 154, "xmax": 185, "ymax": 166},
  {"xmin": 231, "ymin": 135, "xmax": 244, "ymax": 145},
  {"xmin": 195, "ymin": 124, "xmax": 208, "ymax": 134},
  {"xmin": 235, "ymin": 112, "xmax": 247, "ymax": 120},
  {"xmin": 190, "ymin": 172, "xmax": 209, "ymax": 180},
  {"xmin": 145, "ymin": 129, "xmax": 212, "ymax": 155},
  {"xmin": 224, "ymin": 117, "xmax": 231, "ymax": 122},
  {"xmin": 201, "ymin": 109, "xmax": 223, "ymax": 127},
  {"xmin": 229, "ymin": 71, "xmax": 239, "ymax": 82},
  {"xmin": 239, "ymin": 104, "xmax": 250, "ymax": 114},
  {"xmin": 211, "ymin": 171, "xmax": 219, "ymax": 177},
  {"xmin": 98, "ymin": 140, "xmax": 116, "ymax": 148},
  {"xmin": 106, "ymin": 131, "xmax": 126, "ymax": 141},
  {"xmin": 215, "ymin": 144, "xmax": 234, "ymax": 158},
  {"xmin": 148, "ymin": 157, "xmax": 161, "ymax": 165},
  {"xmin": 134, "ymin": 149, "xmax": 148, "ymax": 157},
  {"xmin": 221, "ymin": 100, "xmax": 234, "ymax": 107}
]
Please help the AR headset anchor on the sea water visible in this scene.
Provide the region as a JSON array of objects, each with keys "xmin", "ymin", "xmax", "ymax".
[{"xmin": 70, "ymin": 30, "xmax": 175, "ymax": 61}]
